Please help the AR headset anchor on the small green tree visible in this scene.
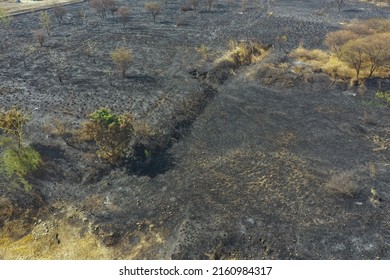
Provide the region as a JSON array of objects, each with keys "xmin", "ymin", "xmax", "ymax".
[
  {"xmin": 39, "ymin": 11, "xmax": 51, "ymax": 34},
  {"xmin": 110, "ymin": 47, "xmax": 132, "ymax": 78},
  {"xmin": 0, "ymin": 108, "xmax": 41, "ymax": 189},
  {"xmin": 340, "ymin": 40, "xmax": 364, "ymax": 80},
  {"xmin": 117, "ymin": 6, "xmax": 130, "ymax": 28},
  {"xmin": 144, "ymin": 2, "xmax": 161, "ymax": 23}
]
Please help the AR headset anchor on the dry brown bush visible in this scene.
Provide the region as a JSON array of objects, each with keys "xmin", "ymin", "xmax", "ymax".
[
  {"xmin": 53, "ymin": 5, "xmax": 66, "ymax": 24},
  {"xmin": 333, "ymin": 0, "xmax": 346, "ymax": 11},
  {"xmin": 144, "ymin": 2, "xmax": 161, "ymax": 23},
  {"xmin": 117, "ymin": 6, "xmax": 130, "ymax": 28},
  {"xmin": 205, "ymin": 0, "xmax": 215, "ymax": 11}
]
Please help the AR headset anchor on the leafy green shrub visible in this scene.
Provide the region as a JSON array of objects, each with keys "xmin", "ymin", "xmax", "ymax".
[{"xmin": 81, "ymin": 108, "xmax": 135, "ymax": 164}]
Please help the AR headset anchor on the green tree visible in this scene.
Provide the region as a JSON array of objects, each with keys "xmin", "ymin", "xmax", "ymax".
[
  {"xmin": 0, "ymin": 108, "xmax": 29, "ymax": 155},
  {"xmin": 0, "ymin": 108, "xmax": 41, "ymax": 189},
  {"xmin": 39, "ymin": 11, "xmax": 51, "ymax": 34}
]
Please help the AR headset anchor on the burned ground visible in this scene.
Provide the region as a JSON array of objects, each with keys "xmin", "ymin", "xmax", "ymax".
[{"xmin": 1, "ymin": 0, "xmax": 390, "ymax": 259}]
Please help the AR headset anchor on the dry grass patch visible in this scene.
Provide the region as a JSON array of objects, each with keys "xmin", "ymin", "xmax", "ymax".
[
  {"xmin": 324, "ymin": 171, "xmax": 360, "ymax": 198},
  {"xmin": 215, "ymin": 40, "xmax": 270, "ymax": 67}
]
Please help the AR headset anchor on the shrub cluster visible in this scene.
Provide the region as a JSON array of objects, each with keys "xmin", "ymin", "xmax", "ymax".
[
  {"xmin": 81, "ymin": 108, "xmax": 135, "ymax": 165},
  {"xmin": 81, "ymin": 108, "xmax": 166, "ymax": 165},
  {"xmin": 291, "ymin": 19, "xmax": 390, "ymax": 82}
]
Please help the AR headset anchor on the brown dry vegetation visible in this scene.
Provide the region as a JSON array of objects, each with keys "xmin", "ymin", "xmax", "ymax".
[
  {"xmin": 291, "ymin": 19, "xmax": 390, "ymax": 82},
  {"xmin": 1, "ymin": 0, "xmax": 390, "ymax": 261}
]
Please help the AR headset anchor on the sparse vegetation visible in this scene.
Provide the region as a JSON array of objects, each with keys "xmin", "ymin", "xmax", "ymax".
[
  {"xmin": 375, "ymin": 90, "xmax": 390, "ymax": 105},
  {"xmin": 0, "ymin": 7, "xmax": 12, "ymax": 30},
  {"xmin": 117, "ymin": 6, "xmax": 130, "ymax": 28},
  {"xmin": 39, "ymin": 11, "xmax": 51, "ymax": 34},
  {"xmin": 32, "ymin": 29, "xmax": 46, "ymax": 47},
  {"xmin": 110, "ymin": 47, "xmax": 132, "ymax": 78},
  {"xmin": 205, "ymin": 0, "xmax": 215, "ymax": 11},
  {"xmin": 53, "ymin": 4, "xmax": 67, "ymax": 24},
  {"xmin": 190, "ymin": 0, "xmax": 199, "ymax": 13},
  {"xmin": 106, "ymin": 0, "xmax": 118, "ymax": 19},
  {"xmin": 1, "ymin": 0, "xmax": 390, "ymax": 261},
  {"xmin": 291, "ymin": 19, "xmax": 390, "ymax": 82},
  {"xmin": 91, "ymin": 0, "xmax": 108, "ymax": 20},
  {"xmin": 0, "ymin": 108, "xmax": 42, "ymax": 189},
  {"xmin": 144, "ymin": 2, "xmax": 161, "ymax": 23},
  {"xmin": 324, "ymin": 171, "xmax": 359, "ymax": 198}
]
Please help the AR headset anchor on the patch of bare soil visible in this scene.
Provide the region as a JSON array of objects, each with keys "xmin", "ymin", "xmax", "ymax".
[{"xmin": 1, "ymin": 0, "xmax": 390, "ymax": 259}]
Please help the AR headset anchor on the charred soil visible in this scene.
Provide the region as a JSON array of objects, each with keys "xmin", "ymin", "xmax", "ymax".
[{"xmin": 1, "ymin": 0, "xmax": 390, "ymax": 259}]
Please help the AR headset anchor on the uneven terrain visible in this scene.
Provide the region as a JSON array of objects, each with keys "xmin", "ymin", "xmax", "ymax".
[{"xmin": 1, "ymin": 0, "xmax": 390, "ymax": 259}]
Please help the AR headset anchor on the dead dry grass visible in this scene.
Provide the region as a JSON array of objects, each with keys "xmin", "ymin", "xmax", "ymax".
[
  {"xmin": 324, "ymin": 171, "xmax": 360, "ymax": 198},
  {"xmin": 214, "ymin": 40, "xmax": 271, "ymax": 67}
]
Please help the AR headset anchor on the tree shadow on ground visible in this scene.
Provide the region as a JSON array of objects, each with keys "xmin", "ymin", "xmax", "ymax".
[{"xmin": 125, "ymin": 149, "xmax": 176, "ymax": 178}]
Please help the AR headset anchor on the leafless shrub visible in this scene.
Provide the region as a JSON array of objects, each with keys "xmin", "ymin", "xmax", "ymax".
[
  {"xmin": 53, "ymin": 4, "xmax": 66, "ymax": 24},
  {"xmin": 144, "ymin": 2, "xmax": 161, "ymax": 23},
  {"xmin": 117, "ymin": 6, "xmax": 130, "ymax": 28},
  {"xmin": 91, "ymin": 0, "xmax": 107, "ymax": 20},
  {"xmin": 190, "ymin": 0, "xmax": 199, "ymax": 13},
  {"xmin": 49, "ymin": 51, "xmax": 68, "ymax": 83},
  {"xmin": 241, "ymin": 0, "xmax": 249, "ymax": 11},
  {"xmin": 324, "ymin": 30, "xmax": 359, "ymax": 55},
  {"xmin": 205, "ymin": 0, "xmax": 215, "ymax": 11},
  {"xmin": 324, "ymin": 171, "xmax": 360, "ymax": 198},
  {"xmin": 333, "ymin": 0, "xmax": 346, "ymax": 12},
  {"xmin": 105, "ymin": 0, "xmax": 118, "ymax": 19},
  {"xmin": 32, "ymin": 29, "xmax": 46, "ymax": 47}
]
